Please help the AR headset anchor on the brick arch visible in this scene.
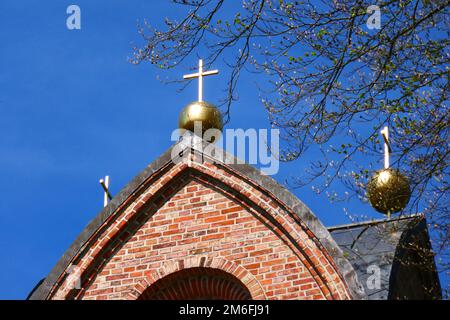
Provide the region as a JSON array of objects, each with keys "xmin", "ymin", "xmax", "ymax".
[
  {"xmin": 126, "ymin": 257, "xmax": 266, "ymax": 300},
  {"xmin": 138, "ymin": 268, "xmax": 252, "ymax": 300}
]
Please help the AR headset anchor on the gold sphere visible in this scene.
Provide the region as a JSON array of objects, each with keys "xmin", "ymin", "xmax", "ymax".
[
  {"xmin": 178, "ymin": 101, "xmax": 223, "ymax": 139},
  {"xmin": 366, "ymin": 168, "xmax": 411, "ymax": 214}
]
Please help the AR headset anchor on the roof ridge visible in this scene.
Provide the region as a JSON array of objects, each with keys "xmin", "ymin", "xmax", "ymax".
[{"xmin": 327, "ymin": 213, "xmax": 424, "ymax": 231}]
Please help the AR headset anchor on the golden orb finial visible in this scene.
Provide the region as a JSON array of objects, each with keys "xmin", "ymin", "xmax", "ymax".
[
  {"xmin": 178, "ymin": 100, "xmax": 223, "ymax": 134},
  {"xmin": 367, "ymin": 168, "xmax": 411, "ymax": 215},
  {"xmin": 179, "ymin": 59, "xmax": 223, "ymax": 141},
  {"xmin": 366, "ymin": 126, "xmax": 411, "ymax": 216}
]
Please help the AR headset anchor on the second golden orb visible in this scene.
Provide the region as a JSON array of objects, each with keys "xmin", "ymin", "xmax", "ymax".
[{"xmin": 366, "ymin": 168, "xmax": 411, "ymax": 215}]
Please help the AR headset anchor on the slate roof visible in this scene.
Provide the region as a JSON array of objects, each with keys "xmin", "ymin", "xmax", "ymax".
[{"xmin": 328, "ymin": 215, "xmax": 441, "ymax": 300}]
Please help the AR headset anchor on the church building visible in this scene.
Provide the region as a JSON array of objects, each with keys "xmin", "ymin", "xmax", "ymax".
[{"xmin": 28, "ymin": 61, "xmax": 441, "ymax": 300}]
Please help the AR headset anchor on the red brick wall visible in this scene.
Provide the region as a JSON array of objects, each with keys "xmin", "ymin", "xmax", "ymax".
[{"xmin": 49, "ymin": 157, "xmax": 352, "ymax": 300}]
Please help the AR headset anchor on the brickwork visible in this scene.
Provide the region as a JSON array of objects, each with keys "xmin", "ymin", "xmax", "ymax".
[
  {"xmin": 47, "ymin": 153, "xmax": 355, "ymax": 300},
  {"xmin": 138, "ymin": 267, "xmax": 252, "ymax": 300}
]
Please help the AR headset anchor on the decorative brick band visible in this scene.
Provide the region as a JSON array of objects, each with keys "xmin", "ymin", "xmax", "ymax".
[{"xmin": 126, "ymin": 257, "xmax": 266, "ymax": 300}]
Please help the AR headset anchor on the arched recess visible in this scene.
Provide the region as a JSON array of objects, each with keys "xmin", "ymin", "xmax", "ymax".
[
  {"xmin": 127, "ymin": 257, "xmax": 266, "ymax": 300},
  {"xmin": 138, "ymin": 268, "xmax": 251, "ymax": 300}
]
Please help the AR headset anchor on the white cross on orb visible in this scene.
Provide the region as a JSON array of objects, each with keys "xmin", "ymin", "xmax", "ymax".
[{"xmin": 183, "ymin": 59, "xmax": 219, "ymax": 102}]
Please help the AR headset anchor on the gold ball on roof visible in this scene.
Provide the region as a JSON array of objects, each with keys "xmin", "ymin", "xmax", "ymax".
[
  {"xmin": 178, "ymin": 101, "xmax": 223, "ymax": 140},
  {"xmin": 366, "ymin": 168, "xmax": 411, "ymax": 214}
]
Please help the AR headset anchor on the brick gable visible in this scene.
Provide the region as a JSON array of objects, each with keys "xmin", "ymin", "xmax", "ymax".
[
  {"xmin": 82, "ymin": 179, "xmax": 327, "ymax": 300},
  {"xmin": 30, "ymin": 137, "xmax": 366, "ymax": 300}
]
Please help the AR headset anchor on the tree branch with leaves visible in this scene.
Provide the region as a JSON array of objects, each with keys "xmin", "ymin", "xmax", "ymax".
[{"xmin": 131, "ymin": 0, "xmax": 449, "ymax": 290}]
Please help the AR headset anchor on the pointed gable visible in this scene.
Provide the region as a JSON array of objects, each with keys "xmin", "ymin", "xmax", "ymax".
[{"xmin": 29, "ymin": 134, "xmax": 366, "ymax": 300}]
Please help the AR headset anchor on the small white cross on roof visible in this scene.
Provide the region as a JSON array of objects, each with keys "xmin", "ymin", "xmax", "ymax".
[
  {"xmin": 183, "ymin": 59, "xmax": 219, "ymax": 102},
  {"xmin": 99, "ymin": 176, "xmax": 112, "ymax": 207}
]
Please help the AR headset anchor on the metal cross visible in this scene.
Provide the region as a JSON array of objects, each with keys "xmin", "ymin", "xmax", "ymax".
[
  {"xmin": 183, "ymin": 59, "xmax": 219, "ymax": 102},
  {"xmin": 99, "ymin": 175, "xmax": 112, "ymax": 207},
  {"xmin": 381, "ymin": 126, "xmax": 392, "ymax": 169}
]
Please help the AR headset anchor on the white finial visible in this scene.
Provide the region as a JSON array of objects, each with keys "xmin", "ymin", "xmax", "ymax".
[
  {"xmin": 183, "ymin": 59, "xmax": 219, "ymax": 102},
  {"xmin": 99, "ymin": 176, "xmax": 112, "ymax": 207},
  {"xmin": 381, "ymin": 126, "xmax": 391, "ymax": 169}
]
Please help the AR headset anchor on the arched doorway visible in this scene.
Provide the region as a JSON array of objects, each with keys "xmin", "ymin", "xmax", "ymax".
[{"xmin": 138, "ymin": 267, "xmax": 252, "ymax": 300}]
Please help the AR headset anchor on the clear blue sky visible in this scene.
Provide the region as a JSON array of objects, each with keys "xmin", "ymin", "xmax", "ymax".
[{"xmin": 0, "ymin": 1, "xmax": 445, "ymax": 299}]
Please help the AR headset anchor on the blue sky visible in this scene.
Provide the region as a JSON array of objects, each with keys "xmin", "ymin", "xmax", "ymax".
[{"xmin": 0, "ymin": 1, "xmax": 445, "ymax": 299}]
